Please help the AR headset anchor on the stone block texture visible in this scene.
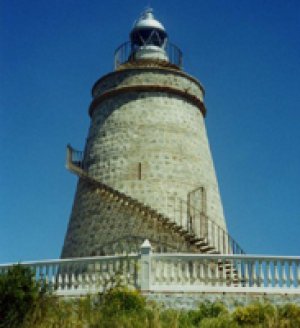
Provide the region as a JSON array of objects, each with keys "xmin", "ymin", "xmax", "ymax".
[{"xmin": 62, "ymin": 66, "xmax": 227, "ymax": 257}]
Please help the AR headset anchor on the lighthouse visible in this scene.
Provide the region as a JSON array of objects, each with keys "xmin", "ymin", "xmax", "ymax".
[{"xmin": 62, "ymin": 9, "xmax": 243, "ymax": 258}]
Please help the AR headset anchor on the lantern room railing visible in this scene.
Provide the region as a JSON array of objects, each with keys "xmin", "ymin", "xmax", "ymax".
[{"xmin": 114, "ymin": 41, "xmax": 183, "ymax": 69}]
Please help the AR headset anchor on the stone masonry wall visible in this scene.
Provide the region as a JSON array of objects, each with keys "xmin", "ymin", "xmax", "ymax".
[
  {"xmin": 92, "ymin": 68, "xmax": 204, "ymax": 102},
  {"xmin": 85, "ymin": 68, "xmax": 226, "ymax": 230},
  {"xmin": 145, "ymin": 291, "xmax": 300, "ymax": 310}
]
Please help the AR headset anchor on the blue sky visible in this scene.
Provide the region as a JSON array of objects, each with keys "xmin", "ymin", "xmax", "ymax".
[{"xmin": 1, "ymin": 0, "xmax": 299, "ymax": 263}]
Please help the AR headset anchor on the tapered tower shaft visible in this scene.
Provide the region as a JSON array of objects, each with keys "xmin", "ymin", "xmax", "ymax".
[{"xmin": 62, "ymin": 9, "xmax": 233, "ymax": 257}]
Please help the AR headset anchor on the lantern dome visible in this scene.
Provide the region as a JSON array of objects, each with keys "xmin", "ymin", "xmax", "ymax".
[{"xmin": 130, "ymin": 8, "xmax": 168, "ymax": 61}]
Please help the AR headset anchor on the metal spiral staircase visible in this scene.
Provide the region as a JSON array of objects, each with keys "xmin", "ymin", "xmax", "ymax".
[{"xmin": 66, "ymin": 145, "xmax": 244, "ymax": 283}]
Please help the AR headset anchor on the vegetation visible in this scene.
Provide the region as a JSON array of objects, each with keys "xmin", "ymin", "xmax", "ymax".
[
  {"xmin": 0, "ymin": 265, "xmax": 300, "ymax": 327},
  {"xmin": 0, "ymin": 264, "xmax": 48, "ymax": 328}
]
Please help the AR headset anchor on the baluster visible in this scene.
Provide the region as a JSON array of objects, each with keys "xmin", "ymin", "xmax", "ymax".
[
  {"xmin": 126, "ymin": 259, "xmax": 131, "ymax": 287},
  {"xmin": 249, "ymin": 262, "xmax": 255, "ymax": 287},
  {"xmin": 287, "ymin": 260, "xmax": 292, "ymax": 288},
  {"xmin": 37, "ymin": 265, "xmax": 42, "ymax": 283},
  {"xmin": 155, "ymin": 260, "xmax": 161, "ymax": 284},
  {"xmin": 183, "ymin": 261, "xmax": 190, "ymax": 284},
  {"xmin": 84, "ymin": 262, "xmax": 90, "ymax": 290},
  {"xmin": 215, "ymin": 258, "xmax": 221, "ymax": 286},
  {"xmin": 274, "ymin": 261, "xmax": 279, "ymax": 287},
  {"xmin": 57, "ymin": 271, "xmax": 63, "ymax": 291},
  {"xmin": 121, "ymin": 258, "xmax": 126, "ymax": 286},
  {"xmin": 110, "ymin": 260, "xmax": 115, "ymax": 287},
  {"xmin": 209, "ymin": 259, "xmax": 217, "ymax": 286},
  {"xmin": 216, "ymin": 259, "xmax": 222, "ymax": 286},
  {"xmin": 71, "ymin": 272, "xmax": 76, "ymax": 290},
  {"xmin": 170, "ymin": 260, "xmax": 176, "ymax": 283},
  {"xmin": 133, "ymin": 258, "xmax": 138, "ymax": 288},
  {"xmin": 150, "ymin": 259, "xmax": 156, "ymax": 286},
  {"xmin": 257, "ymin": 260, "xmax": 263, "ymax": 287},
  {"xmin": 297, "ymin": 261, "xmax": 300, "ymax": 288},
  {"xmin": 243, "ymin": 261, "xmax": 249, "ymax": 287},
  {"xmin": 91, "ymin": 269, "xmax": 96, "ymax": 292},
  {"xmin": 236, "ymin": 260, "xmax": 243, "ymax": 287},
  {"xmin": 159, "ymin": 259, "xmax": 165, "ymax": 285},
  {"xmin": 103, "ymin": 261, "xmax": 108, "ymax": 289},
  {"xmin": 44, "ymin": 264, "xmax": 49, "ymax": 288},
  {"xmin": 281, "ymin": 260, "xmax": 287, "ymax": 287},
  {"xmin": 199, "ymin": 260, "xmax": 204, "ymax": 284},
  {"xmin": 252, "ymin": 261, "xmax": 258, "ymax": 287},
  {"xmin": 291, "ymin": 260, "xmax": 296, "ymax": 288},
  {"xmin": 267, "ymin": 261, "xmax": 273, "ymax": 288},
  {"xmin": 161, "ymin": 260, "xmax": 166, "ymax": 284},
  {"xmin": 134, "ymin": 258, "xmax": 139, "ymax": 288},
  {"xmin": 92, "ymin": 261, "xmax": 97, "ymax": 290},
  {"xmin": 203, "ymin": 259, "xmax": 209, "ymax": 285},
  {"xmin": 264, "ymin": 261, "xmax": 270, "ymax": 287},
  {"xmin": 164, "ymin": 260, "xmax": 169, "ymax": 284},
  {"xmin": 81, "ymin": 262, "xmax": 87, "ymax": 290},
  {"xmin": 191, "ymin": 260, "xmax": 198, "ymax": 284},
  {"xmin": 229, "ymin": 260, "xmax": 236, "ymax": 287},
  {"xmin": 102, "ymin": 261, "xmax": 107, "ymax": 287},
  {"xmin": 64, "ymin": 269, "xmax": 69, "ymax": 290},
  {"xmin": 51, "ymin": 264, "xmax": 56, "ymax": 291},
  {"xmin": 98, "ymin": 260, "xmax": 104, "ymax": 290},
  {"xmin": 77, "ymin": 271, "xmax": 83, "ymax": 291},
  {"xmin": 113, "ymin": 259, "xmax": 118, "ymax": 281},
  {"xmin": 175, "ymin": 259, "xmax": 181, "ymax": 284}
]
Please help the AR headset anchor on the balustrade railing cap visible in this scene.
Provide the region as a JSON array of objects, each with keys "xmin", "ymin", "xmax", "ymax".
[{"xmin": 141, "ymin": 239, "xmax": 152, "ymax": 249}]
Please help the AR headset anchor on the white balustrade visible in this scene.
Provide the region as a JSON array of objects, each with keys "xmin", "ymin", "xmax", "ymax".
[
  {"xmin": 0, "ymin": 255, "xmax": 139, "ymax": 296},
  {"xmin": 149, "ymin": 253, "xmax": 300, "ymax": 293},
  {"xmin": 0, "ymin": 242, "xmax": 299, "ymax": 296}
]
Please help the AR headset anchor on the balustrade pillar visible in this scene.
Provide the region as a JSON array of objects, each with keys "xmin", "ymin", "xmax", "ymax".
[{"xmin": 140, "ymin": 239, "xmax": 152, "ymax": 291}]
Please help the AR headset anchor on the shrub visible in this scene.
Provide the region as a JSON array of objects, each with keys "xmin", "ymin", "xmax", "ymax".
[
  {"xmin": 95, "ymin": 287, "xmax": 150, "ymax": 328},
  {"xmin": 100, "ymin": 286, "xmax": 146, "ymax": 315},
  {"xmin": 232, "ymin": 301, "xmax": 276, "ymax": 326},
  {"xmin": 277, "ymin": 303, "xmax": 300, "ymax": 327},
  {"xmin": 187, "ymin": 301, "xmax": 228, "ymax": 326},
  {"xmin": 0, "ymin": 264, "xmax": 48, "ymax": 328}
]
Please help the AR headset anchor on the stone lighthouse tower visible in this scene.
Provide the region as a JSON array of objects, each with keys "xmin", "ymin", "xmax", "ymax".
[{"xmin": 62, "ymin": 9, "xmax": 243, "ymax": 258}]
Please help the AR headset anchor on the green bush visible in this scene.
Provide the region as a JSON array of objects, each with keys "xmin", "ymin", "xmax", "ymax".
[
  {"xmin": 100, "ymin": 286, "xmax": 146, "ymax": 315},
  {"xmin": 277, "ymin": 303, "xmax": 300, "ymax": 327},
  {"xmin": 186, "ymin": 301, "xmax": 228, "ymax": 326},
  {"xmin": 0, "ymin": 264, "xmax": 48, "ymax": 328},
  {"xmin": 97, "ymin": 287, "xmax": 150, "ymax": 328}
]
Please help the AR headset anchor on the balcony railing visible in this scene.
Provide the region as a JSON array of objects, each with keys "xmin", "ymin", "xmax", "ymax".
[
  {"xmin": 114, "ymin": 41, "xmax": 183, "ymax": 69},
  {"xmin": 0, "ymin": 241, "xmax": 299, "ymax": 296}
]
